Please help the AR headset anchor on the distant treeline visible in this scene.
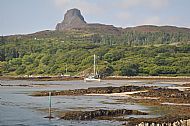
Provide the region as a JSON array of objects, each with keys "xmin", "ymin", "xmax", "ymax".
[{"xmin": 0, "ymin": 30, "xmax": 190, "ymax": 76}]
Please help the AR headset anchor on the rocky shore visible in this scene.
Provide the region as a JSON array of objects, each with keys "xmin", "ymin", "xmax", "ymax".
[
  {"xmin": 125, "ymin": 116, "xmax": 190, "ymax": 126},
  {"xmin": 31, "ymin": 85, "xmax": 150, "ymax": 96},
  {"xmin": 30, "ymin": 83, "xmax": 190, "ymax": 125},
  {"xmin": 59, "ymin": 109, "xmax": 147, "ymax": 120},
  {"xmin": 131, "ymin": 87, "xmax": 190, "ymax": 104}
]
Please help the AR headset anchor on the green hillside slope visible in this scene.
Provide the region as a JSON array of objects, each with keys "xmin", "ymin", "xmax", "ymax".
[{"xmin": 0, "ymin": 27, "xmax": 190, "ymax": 77}]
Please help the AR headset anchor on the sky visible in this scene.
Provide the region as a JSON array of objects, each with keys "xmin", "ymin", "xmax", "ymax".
[{"xmin": 1, "ymin": 0, "xmax": 190, "ymax": 35}]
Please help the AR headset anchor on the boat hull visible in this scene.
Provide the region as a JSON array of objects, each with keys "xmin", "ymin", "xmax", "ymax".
[{"xmin": 84, "ymin": 78, "xmax": 101, "ymax": 82}]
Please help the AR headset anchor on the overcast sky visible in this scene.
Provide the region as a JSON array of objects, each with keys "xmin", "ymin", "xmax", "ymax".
[{"xmin": 1, "ymin": 0, "xmax": 190, "ymax": 35}]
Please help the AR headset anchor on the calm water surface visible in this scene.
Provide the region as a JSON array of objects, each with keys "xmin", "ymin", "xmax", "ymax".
[{"xmin": 0, "ymin": 80, "xmax": 177, "ymax": 126}]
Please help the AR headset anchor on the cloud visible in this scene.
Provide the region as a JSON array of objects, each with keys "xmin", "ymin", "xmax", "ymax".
[
  {"xmin": 117, "ymin": 0, "xmax": 142, "ymax": 9},
  {"xmin": 53, "ymin": 0, "xmax": 105, "ymax": 15},
  {"xmin": 117, "ymin": 12, "xmax": 131, "ymax": 21},
  {"xmin": 72, "ymin": 0, "xmax": 104, "ymax": 15},
  {"xmin": 142, "ymin": 16, "xmax": 162, "ymax": 25},
  {"xmin": 117, "ymin": 0, "xmax": 170, "ymax": 10},
  {"xmin": 149, "ymin": 0, "xmax": 170, "ymax": 9},
  {"xmin": 54, "ymin": 0, "xmax": 70, "ymax": 8}
]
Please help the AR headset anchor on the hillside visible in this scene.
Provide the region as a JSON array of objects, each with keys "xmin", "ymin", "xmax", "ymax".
[
  {"xmin": 0, "ymin": 8, "xmax": 190, "ymax": 77},
  {"xmin": 5, "ymin": 8, "xmax": 190, "ymax": 45}
]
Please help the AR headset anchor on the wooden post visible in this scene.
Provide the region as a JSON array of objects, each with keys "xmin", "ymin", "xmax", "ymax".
[
  {"xmin": 94, "ymin": 54, "xmax": 96, "ymax": 76},
  {"xmin": 49, "ymin": 92, "xmax": 51, "ymax": 119},
  {"xmin": 44, "ymin": 91, "xmax": 53, "ymax": 119}
]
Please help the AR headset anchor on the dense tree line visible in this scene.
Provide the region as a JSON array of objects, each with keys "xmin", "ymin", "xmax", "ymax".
[{"xmin": 0, "ymin": 32, "xmax": 190, "ymax": 76}]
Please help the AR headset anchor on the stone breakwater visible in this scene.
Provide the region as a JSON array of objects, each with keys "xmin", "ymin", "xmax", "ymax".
[
  {"xmin": 59, "ymin": 109, "xmax": 147, "ymax": 120},
  {"xmin": 31, "ymin": 86, "xmax": 150, "ymax": 96}
]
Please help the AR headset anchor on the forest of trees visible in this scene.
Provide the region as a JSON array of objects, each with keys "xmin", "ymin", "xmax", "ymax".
[{"xmin": 0, "ymin": 30, "xmax": 190, "ymax": 77}]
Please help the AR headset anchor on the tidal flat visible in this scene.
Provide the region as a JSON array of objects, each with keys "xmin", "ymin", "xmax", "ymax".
[{"xmin": 0, "ymin": 79, "xmax": 189, "ymax": 126}]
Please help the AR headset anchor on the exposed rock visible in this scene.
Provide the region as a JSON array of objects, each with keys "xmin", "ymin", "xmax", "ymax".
[
  {"xmin": 182, "ymin": 83, "xmax": 190, "ymax": 87},
  {"xmin": 31, "ymin": 85, "xmax": 150, "ymax": 96},
  {"xmin": 59, "ymin": 109, "xmax": 147, "ymax": 120},
  {"xmin": 125, "ymin": 116, "xmax": 190, "ymax": 126},
  {"xmin": 55, "ymin": 8, "xmax": 121, "ymax": 34},
  {"xmin": 0, "ymin": 84, "xmax": 30, "ymax": 87},
  {"xmin": 133, "ymin": 88, "xmax": 190, "ymax": 101},
  {"xmin": 56, "ymin": 8, "xmax": 87, "ymax": 30}
]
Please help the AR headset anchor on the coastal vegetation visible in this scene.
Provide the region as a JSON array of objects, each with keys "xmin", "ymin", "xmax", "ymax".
[{"xmin": 0, "ymin": 31, "xmax": 190, "ymax": 77}]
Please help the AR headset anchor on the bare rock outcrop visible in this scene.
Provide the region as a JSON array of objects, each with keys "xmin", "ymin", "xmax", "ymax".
[
  {"xmin": 56, "ymin": 8, "xmax": 87, "ymax": 30},
  {"xmin": 60, "ymin": 109, "xmax": 147, "ymax": 120},
  {"xmin": 55, "ymin": 8, "xmax": 121, "ymax": 34}
]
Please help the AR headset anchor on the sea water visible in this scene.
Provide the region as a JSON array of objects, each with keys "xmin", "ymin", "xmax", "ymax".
[{"xmin": 0, "ymin": 79, "xmax": 176, "ymax": 126}]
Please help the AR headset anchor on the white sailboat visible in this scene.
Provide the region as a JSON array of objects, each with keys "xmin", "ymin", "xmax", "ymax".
[
  {"xmin": 60, "ymin": 64, "xmax": 70, "ymax": 77},
  {"xmin": 64, "ymin": 64, "xmax": 70, "ymax": 77},
  {"xmin": 84, "ymin": 54, "xmax": 101, "ymax": 82}
]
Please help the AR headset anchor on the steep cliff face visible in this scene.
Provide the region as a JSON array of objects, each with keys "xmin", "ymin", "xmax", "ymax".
[
  {"xmin": 55, "ymin": 8, "xmax": 121, "ymax": 34},
  {"xmin": 55, "ymin": 8, "xmax": 190, "ymax": 36},
  {"xmin": 56, "ymin": 8, "xmax": 87, "ymax": 30}
]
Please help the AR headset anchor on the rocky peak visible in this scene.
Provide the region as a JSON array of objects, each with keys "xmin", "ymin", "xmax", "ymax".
[{"xmin": 56, "ymin": 8, "xmax": 87, "ymax": 31}]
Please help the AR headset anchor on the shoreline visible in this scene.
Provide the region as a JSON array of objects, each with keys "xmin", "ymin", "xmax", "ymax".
[
  {"xmin": 30, "ymin": 84, "xmax": 190, "ymax": 125},
  {"xmin": 105, "ymin": 76, "xmax": 190, "ymax": 81},
  {"xmin": 1, "ymin": 78, "xmax": 190, "ymax": 125},
  {"xmin": 1, "ymin": 75, "xmax": 190, "ymax": 81}
]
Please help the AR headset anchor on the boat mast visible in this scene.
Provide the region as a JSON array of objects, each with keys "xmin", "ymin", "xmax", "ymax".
[
  {"xmin": 66, "ymin": 64, "xmax": 68, "ymax": 74},
  {"xmin": 94, "ymin": 54, "xmax": 96, "ymax": 76}
]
